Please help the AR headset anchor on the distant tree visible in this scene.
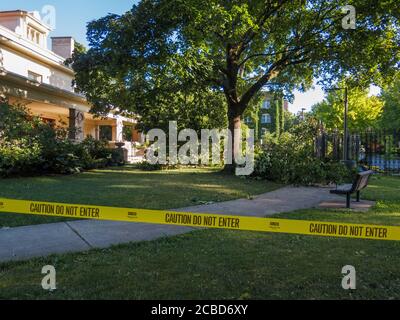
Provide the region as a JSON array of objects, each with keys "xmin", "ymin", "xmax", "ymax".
[
  {"xmin": 242, "ymin": 92, "xmax": 264, "ymax": 140},
  {"xmin": 312, "ymin": 87, "xmax": 384, "ymax": 131},
  {"xmin": 380, "ymin": 75, "xmax": 400, "ymax": 131},
  {"xmin": 283, "ymin": 110, "xmax": 297, "ymax": 131}
]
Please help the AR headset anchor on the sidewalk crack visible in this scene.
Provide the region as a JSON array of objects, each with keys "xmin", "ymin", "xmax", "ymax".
[{"xmin": 65, "ymin": 222, "xmax": 93, "ymax": 249}]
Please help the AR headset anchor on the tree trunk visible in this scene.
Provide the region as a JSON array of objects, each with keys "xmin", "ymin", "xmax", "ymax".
[{"xmin": 223, "ymin": 105, "xmax": 242, "ymax": 173}]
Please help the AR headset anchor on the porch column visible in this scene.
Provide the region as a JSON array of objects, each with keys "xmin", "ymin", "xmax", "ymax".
[
  {"xmin": 140, "ymin": 133, "xmax": 146, "ymax": 144},
  {"xmin": 68, "ymin": 108, "xmax": 85, "ymax": 141},
  {"xmin": 116, "ymin": 118, "xmax": 124, "ymax": 142}
]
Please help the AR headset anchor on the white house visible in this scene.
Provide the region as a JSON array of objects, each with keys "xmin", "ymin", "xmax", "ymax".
[{"xmin": 0, "ymin": 10, "xmax": 144, "ymax": 162}]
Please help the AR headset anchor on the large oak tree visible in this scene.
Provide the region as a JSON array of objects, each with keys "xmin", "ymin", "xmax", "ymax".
[{"xmin": 71, "ymin": 0, "xmax": 400, "ymax": 171}]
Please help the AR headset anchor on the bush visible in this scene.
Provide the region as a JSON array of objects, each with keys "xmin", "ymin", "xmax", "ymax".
[
  {"xmin": 135, "ymin": 161, "xmax": 164, "ymax": 171},
  {"xmin": 253, "ymin": 140, "xmax": 351, "ymax": 185},
  {"xmin": 253, "ymin": 118, "xmax": 352, "ymax": 185},
  {"xmin": 73, "ymin": 137, "xmax": 111, "ymax": 170},
  {"xmin": 0, "ymin": 140, "xmax": 43, "ymax": 176},
  {"xmin": 0, "ymin": 100, "xmax": 116, "ymax": 177}
]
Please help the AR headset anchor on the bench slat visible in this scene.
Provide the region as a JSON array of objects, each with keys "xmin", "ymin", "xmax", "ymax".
[{"xmin": 330, "ymin": 171, "xmax": 374, "ymax": 204}]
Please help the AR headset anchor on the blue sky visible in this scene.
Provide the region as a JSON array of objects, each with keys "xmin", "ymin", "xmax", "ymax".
[
  {"xmin": 1, "ymin": 0, "xmax": 137, "ymax": 45},
  {"xmin": 290, "ymin": 83, "xmax": 380, "ymax": 114},
  {"xmin": 1, "ymin": 1, "xmax": 379, "ymax": 113}
]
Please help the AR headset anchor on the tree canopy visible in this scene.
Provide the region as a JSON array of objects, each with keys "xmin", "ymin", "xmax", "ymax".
[
  {"xmin": 312, "ymin": 87, "xmax": 384, "ymax": 131},
  {"xmin": 380, "ymin": 74, "xmax": 400, "ymax": 131}
]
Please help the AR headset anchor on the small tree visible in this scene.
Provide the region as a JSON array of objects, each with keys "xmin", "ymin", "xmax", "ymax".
[{"xmin": 312, "ymin": 87, "xmax": 384, "ymax": 131}]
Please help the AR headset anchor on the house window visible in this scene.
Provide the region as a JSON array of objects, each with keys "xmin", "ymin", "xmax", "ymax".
[
  {"xmin": 41, "ymin": 117, "xmax": 56, "ymax": 127},
  {"xmin": 123, "ymin": 125, "xmax": 134, "ymax": 142},
  {"xmin": 262, "ymin": 100, "xmax": 271, "ymax": 109},
  {"xmin": 27, "ymin": 27, "xmax": 41, "ymax": 45},
  {"xmin": 28, "ymin": 71, "xmax": 42, "ymax": 83},
  {"xmin": 261, "ymin": 128, "xmax": 268, "ymax": 136},
  {"xmin": 261, "ymin": 114, "xmax": 271, "ymax": 124},
  {"xmin": 99, "ymin": 125, "xmax": 113, "ymax": 141},
  {"xmin": 244, "ymin": 117, "xmax": 252, "ymax": 124}
]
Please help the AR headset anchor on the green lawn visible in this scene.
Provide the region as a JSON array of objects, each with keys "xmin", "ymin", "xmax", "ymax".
[
  {"xmin": 0, "ymin": 166, "xmax": 281, "ymax": 227},
  {"xmin": 0, "ymin": 175, "xmax": 399, "ymax": 299}
]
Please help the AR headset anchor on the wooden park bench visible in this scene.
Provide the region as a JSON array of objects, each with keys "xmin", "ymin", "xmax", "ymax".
[{"xmin": 330, "ymin": 170, "xmax": 374, "ymax": 209}]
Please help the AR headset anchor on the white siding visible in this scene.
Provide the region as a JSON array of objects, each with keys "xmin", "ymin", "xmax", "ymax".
[{"xmin": 0, "ymin": 45, "xmax": 74, "ymax": 92}]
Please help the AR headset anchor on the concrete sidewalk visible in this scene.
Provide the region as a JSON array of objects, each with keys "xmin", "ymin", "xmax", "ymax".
[{"xmin": 0, "ymin": 186, "xmax": 370, "ymax": 263}]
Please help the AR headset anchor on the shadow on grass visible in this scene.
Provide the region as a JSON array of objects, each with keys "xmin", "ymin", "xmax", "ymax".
[{"xmin": 0, "ymin": 166, "xmax": 281, "ymax": 228}]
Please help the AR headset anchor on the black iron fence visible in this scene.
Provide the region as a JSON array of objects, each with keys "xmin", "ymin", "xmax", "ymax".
[{"xmin": 316, "ymin": 130, "xmax": 400, "ymax": 174}]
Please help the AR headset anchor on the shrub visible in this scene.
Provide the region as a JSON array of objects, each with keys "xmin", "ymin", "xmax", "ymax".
[
  {"xmin": 80, "ymin": 136, "xmax": 110, "ymax": 159},
  {"xmin": 0, "ymin": 140, "xmax": 43, "ymax": 177},
  {"xmin": 253, "ymin": 118, "xmax": 352, "ymax": 185},
  {"xmin": 323, "ymin": 161, "xmax": 355, "ymax": 185},
  {"xmin": 73, "ymin": 137, "xmax": 111, "ymax": 169},
  {"xmin": 135, "ymin": 161, "xmax": 164, "ymax": 171},
  {"xmin": 253, "ymin": 141, "xmax": 351, "ymax": 185},
  {"xmin": 0, "ymin": 100, "xmax": 116, "ymax": 177}
]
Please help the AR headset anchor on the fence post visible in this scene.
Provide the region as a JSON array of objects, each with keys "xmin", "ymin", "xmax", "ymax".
[
  {"xmin": 321, "ymin": 133, "xmax": 326, "ymax": 159},
  {"xmin": 355, "ymin": 133, "xmax": 360, "ymax": 162}
]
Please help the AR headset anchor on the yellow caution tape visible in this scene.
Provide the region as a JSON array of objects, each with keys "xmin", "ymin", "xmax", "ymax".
[{"xmin": 0, "ymin": 198, "xmax": 399, "ymax": 241}]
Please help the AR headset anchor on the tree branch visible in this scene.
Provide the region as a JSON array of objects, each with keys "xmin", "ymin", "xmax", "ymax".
[
  {"xmin": 241, "ymin": 0, "xmax": 291, "ymax": 51},
  {"xmin": 239, "ymin": 58, "xmax": 286, "ymax": 110}
]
